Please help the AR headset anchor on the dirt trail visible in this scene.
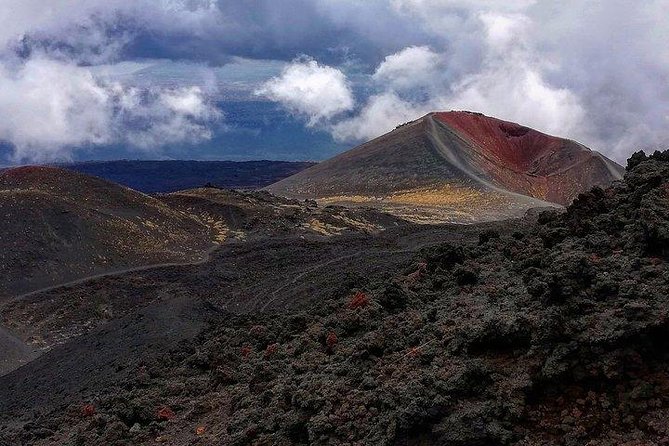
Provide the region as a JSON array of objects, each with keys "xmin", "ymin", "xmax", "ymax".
[
  {"xmin": 0, "ymin": 243, "xmax": 219, "ymax": 376},
  {"xmin": 6, "ymin": 243, "xmax": 220, "ymax": 304}
]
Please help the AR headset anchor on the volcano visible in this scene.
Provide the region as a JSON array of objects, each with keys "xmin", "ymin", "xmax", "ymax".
[{"xmin": 267, "ymin": 111, "xmax": 624, "ymax": 222}]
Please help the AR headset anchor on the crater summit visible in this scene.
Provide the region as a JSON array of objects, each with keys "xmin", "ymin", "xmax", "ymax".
[{"xmin": 267, "ymin": 111, "xmax": 623, "ymax": 222}]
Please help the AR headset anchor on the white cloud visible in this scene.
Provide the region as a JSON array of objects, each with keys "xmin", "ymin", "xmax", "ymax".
[
  {"xmin": 329, "ymin": 10, "xmax": 588, "ymax": 148},
  {"xmin": 391, "ymin": 0, "xmax": 536, "ymax": 14},
  {"xmin": 0, "ymin": 1, "xmax": 225, "ymax": 162},
  {"xmin": 256, "ymin": 58, "xmax": 354, "ymax": 126},
  {"xmin": 446, "ymin": 66, "xmax": 587, "ymax": 139},
  {"xmin": 311, "ymin": 1, "xmax": 669, "ymax": 162},
  {"xmin": 0, "ymin": 57, "xmax": 111, "ymax": 160},
  {"xmin": 0, "ymin": 56, "xmax": 220, "ymax": 162},
  {"xmin": 479, "ymin": 12, "xmax": 531, "ymax": 51},
  {"xmin": 331, "ymin": 92, "xmax": 427, "ymax": 141},
  {"xmin": 161, "ymin": 86, "xmax": 213, "ymax": 117},
  {"xmin": 444, "ymin": 11, "xmax": 588, "ymax": 139},
  {"xmin": 0, "ymin": 0, "xmax": 221, "ymax": 52},
  {"xmin": 527, "ymin": 0, "xmax": 669, "ymax": 160},
  {"xmin": 113, "ymin": 85, "xmax": 221, "ymax": 151},
  {"xmin": 389, "ymin": 0, "xmax": 536, "ymax": 44},
  {"xmin": 372, "ymin": 46, "xmax": 443, "ymax": 92}
]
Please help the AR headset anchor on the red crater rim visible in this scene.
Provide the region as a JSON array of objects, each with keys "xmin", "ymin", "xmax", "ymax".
[{"xmin": 433, "ymin": 111, "xmax": 567, "ymax": 172}]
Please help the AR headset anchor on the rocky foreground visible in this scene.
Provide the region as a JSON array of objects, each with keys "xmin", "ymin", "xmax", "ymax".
[{"xmin": 2, "ymin": 151, "xmax": 669, "ymax": 445}]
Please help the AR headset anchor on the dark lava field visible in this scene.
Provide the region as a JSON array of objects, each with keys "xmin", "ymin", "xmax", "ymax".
[{"xmin": 1, "ymin": 151, "xmax": 668, "ymax": 445}]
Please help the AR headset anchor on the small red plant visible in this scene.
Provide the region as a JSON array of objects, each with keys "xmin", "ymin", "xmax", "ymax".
[
  {"xmin": 81, "ymin": 404, "xmax": 96, "ymax": 417},
  {"xmin": 157, "ymin": 406, "xmax": 175, "ymax": 421},
  {"xmin": 249, "ymin": 325, "xmax": 265, "ymax": 336},
  {"xmin": 348, "ymin": 291, "xmax": 369, "ymax": 310},
  {"xmin": 406, "ymin": 271, "xmax": 420, "ymax": 284},
  {"xmin": 326, "ymin": 331, "xmax": 338, "ymax": 350},
  {"xmin": 406, "ymin": 262, "xmax": 428, "ymax": 284},
  {"xmin": 240, "ymin": 345, "xmax": 252, "ymax": 359},
  {"xmin": 196, "ymin": 426, "xmax": 206, "ymax": 436},
  {"xmin": 264, "ymin": 343, "xmax": 279, "ymax": 357}
]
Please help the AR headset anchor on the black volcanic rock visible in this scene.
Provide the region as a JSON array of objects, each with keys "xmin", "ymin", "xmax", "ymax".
[{"xmin": 1, "ymin": 151, "xmax": 666, "ymax": 445}]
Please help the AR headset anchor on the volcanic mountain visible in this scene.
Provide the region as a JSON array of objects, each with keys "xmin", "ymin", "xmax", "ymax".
[
  {"xmin": 0, "ymin": 166, "xmax": 215, "ymax": 299},
  {"xmin": 267, "ymin": 111, "xmax": 624, "ymax": 222}
]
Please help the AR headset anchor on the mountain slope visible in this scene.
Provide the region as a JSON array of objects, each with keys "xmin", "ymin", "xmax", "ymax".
[
  {"xmin": 0, "ymin": 166, "xmax": 214, "ymax": 298},
  {"xmin": 1, "ymin": 151, "xmax": 666, "ymax": 446},
  {"xmin": 267, "ymin": 111, "xmax": 623, "ymax": 222}
]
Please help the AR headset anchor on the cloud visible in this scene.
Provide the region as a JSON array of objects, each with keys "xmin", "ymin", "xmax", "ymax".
[
  {"xmin": 0, "ymin": 0, "xmax": 430, "ymax": 66},
  {"xmin": 1, "ymin": 0, "xmax": 668, "ymax": 162},
  {"xmin": 372, "ymin": 46, "xmax": 444, "ymax": 93},
  {"xmin": 0, "ymin": 57, "xmax": 112, "ymax": 160},
  {"xmin": 0, "ymin": 1, "xmax": 223, "ymax": 162},
  {"xmin": 331, "ymin": 93, "xmax": 428, "ymax": 142},
  {"xmin": 322, "ymin": 11, "xmax": 588, "ymax": 148},
  {"xmin": 0, "ymin": 0, "xmax": 221, "ymax": 53},
  {"xmin": 446, "ymin": 66, "xmax": 587, "ymax": 139},
  {"xmin": 445, "ymin": 11, "xmax": 588, "ymax": 140},
  {"xmin": 113, "ymin": 85, "xmax": 221, "ymax": 151},
  {"xmin": 527, "ymin": 0, "xmax": 669, "ymax": 159},
  {"xmin": 256, "ymin": 58, "xmax": 354, "ymax": 126},
  {"xmin": 248, "ymin": 1, "xmax": 668, "ymax": 162},
  {"xmin": 0, "ymin": 56, "xmax": 220, "ymax": 162},
  {"xmin": 392, "ymin": 2, "xmax": 669, "ymax": 161}
]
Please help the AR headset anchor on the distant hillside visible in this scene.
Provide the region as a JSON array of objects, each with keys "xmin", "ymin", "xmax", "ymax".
[
  {"xmin": 61, "ymin": 160, "xmax": 316, "ymax": 193},
  {"xmin": 0, "ymin": 166, "xmax": 215, "ymax": 298}
]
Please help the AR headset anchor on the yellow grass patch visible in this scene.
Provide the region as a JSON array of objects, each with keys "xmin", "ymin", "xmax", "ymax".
[
  {"xmin": 387, "ymin": 184, "xmax": 495, "ymax": 206},
  {"xmin": 318, "ymin": 183, "xmax": 507, "ymax": 208}
]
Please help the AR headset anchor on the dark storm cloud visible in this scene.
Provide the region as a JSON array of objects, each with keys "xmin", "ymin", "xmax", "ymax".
[{"xmin": 118, "ymin": 0, "xmax": 434, "ymax": 67}]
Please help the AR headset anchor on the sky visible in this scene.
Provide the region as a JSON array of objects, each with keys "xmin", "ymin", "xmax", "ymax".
[{"xmin": 0, "ymin": 0, "xmax": 667, "ymax": 164}]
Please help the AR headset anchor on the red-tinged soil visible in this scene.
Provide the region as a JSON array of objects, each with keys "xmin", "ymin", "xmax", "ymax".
[
  {"xmin": 434, "ymin": 112, "xmax": 568, "ymax": 172},
  {"xmin": 434, "ymin": 111, "xmax": 624, "ymax": 204}
]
